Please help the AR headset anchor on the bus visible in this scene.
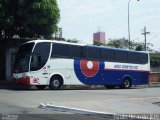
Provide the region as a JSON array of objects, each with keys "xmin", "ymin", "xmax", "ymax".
[{"xmin": 12, "ymin": 40, "xmax": 150, "ymax": 90}]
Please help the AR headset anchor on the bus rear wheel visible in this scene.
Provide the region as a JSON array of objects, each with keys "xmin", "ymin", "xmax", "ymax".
[
  {"xmin": 49, "ymin": 76, "xmax": 62, "ymax": 90},
  {"xmin": 121, "ymin": 78, "xmax": 132, "ymax": 89}
]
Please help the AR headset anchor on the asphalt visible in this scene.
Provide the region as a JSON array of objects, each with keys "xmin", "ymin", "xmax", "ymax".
[{"xmin": 0, "ymin": 81, "xmax": 160, "ymax": 120}]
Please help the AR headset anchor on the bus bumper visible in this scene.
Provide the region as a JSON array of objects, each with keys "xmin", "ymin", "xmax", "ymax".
[{"xmin": 12, "ymin": 77, "xmax": 30, "ymax": 86}]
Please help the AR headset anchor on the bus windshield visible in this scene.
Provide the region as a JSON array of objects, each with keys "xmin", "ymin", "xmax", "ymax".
[
  {"xmin": 30, "ymin": 42, "xmax": 51, "ymax": 71},
  {"xmin": 13, "ymin": 43, "xmax": 34, "ymax": 73}
]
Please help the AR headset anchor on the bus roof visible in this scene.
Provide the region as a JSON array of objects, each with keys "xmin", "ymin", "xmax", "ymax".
[
  {"xmin": 24, "ymin": 39, "xmax": 148, "ymax": 54},
  {"xmin": 26, "ymin": 39, "xmax": 86, "ymax": 46},
  {"xmin": 86, "ymin": 44, "xmax": 148, "ymax": 54}
]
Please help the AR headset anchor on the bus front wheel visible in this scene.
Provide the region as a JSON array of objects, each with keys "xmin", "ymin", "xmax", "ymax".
[
  {"xmin": 49, "ymin": 76, "xmax": 62, "ymax": 90},
  {"xmin": 121, "ymin": 78, "xmax": 132, "ymax": 89}
]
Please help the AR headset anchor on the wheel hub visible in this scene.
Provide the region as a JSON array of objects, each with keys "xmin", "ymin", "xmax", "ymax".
[{"xmin": 53, "ymin": 80, "xmax": 59, "ymax": 87}]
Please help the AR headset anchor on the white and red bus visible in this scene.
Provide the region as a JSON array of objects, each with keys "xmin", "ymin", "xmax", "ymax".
[{"xmin": 13, "ymin": 40, "xmax": 150, "ymax": 89}]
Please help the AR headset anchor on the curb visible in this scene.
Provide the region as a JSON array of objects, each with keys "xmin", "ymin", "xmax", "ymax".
[
  {"xmin": 39, "ymin": 103, "xmax": 114, "ymax": 119},
  {"xmin": 39, "ymin": 103, "xmax": 153, "ymax": 120}
]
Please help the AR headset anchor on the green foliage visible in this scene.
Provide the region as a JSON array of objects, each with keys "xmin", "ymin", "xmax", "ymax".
[
  {"xmin": 106, "ymin": 38, "xmax": 154, "ymax": 52},
  {"xmin": 150, "ymin": 53, "xmax": 160, "ymax": 67},
  {"xmin": 135, "ymin": 45, "xmax": 143, "ymax": 51},
  {"xmin": 134, "ymin": 42, "xmax": 154, "ymax": 52},
  {"xmin": 0, "ymin": 0, "xmax": 60, "ymax": 39},
  {"xmin": 107, "ymin": 38, "xmax": 128, "ymax": 49},
  {"xmin": 93, "ymin": 41, "xmax": 105, "ymax": 46},
  {"xmin": 66, "ymin": 39, "xmax": 79, "ymax": 43}
]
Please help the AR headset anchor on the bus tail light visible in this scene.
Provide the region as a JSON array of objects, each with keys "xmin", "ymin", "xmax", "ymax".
[
  {"xmin": 21, "ymin": 76, "xmax": 30, "ymax": 85},
  {"xmin": 13, "ymin": 76, "xmax": 30, "ymax": 86}
]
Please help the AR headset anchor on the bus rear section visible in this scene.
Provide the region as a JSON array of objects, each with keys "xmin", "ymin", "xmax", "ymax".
[{"xmin": 73, "ymin": 47, "xmax": 150, "ymax": 89}]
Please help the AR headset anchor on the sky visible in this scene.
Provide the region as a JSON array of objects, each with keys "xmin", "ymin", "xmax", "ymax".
[{"xmin": 57, "ymin": 0, "xmax": 160, "ymax": 51}]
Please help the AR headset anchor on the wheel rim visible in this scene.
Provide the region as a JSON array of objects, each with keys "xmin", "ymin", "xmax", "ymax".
[
  {"xmin": 124, "ymin": 80, "xmax": 130, "ymax": 88},
  {"xmin": 53, "ymin": 80, "xmax": 59, "ymax": 87}
]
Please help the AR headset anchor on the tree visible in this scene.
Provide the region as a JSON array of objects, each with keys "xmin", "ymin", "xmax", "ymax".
[
  {"xmin": 0, "ymin": 0, "xmax": 60, "ymax": 39},
  {"xmin": 150, "ymin": 53, "xmax": 160, "ymax": 67},
  {"xmin": 135, "ymin": 45, "xmax": 143, "ymax": 51},
  {"xmin": 107, "ymin": 38, "xmax": 154, "ymax": 52},
  {"xmin": 66, "ymin": 39, "xmax": 79, "ymax": 43},
  {"xmin": 134, "ymin": 42, "xmax": 154, "ymax": 52},
  {"xmin": 107, "ymin": 38, "xmax": 129, "ymax": 49},
  {"xmin": 93, "ymin": 41, "xmax": 105, "ymax": 46}
]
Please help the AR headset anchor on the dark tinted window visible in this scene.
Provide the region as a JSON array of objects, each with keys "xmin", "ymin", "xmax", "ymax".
[
  {"xmin": 115, "ymin": 51, "xmax": 128, "ymax": 62},
  {"xmin": 13, "ymin": 43, "xmax": 34, "ymax": 73},
  {"xmin": 102, "ymin": 49, "xmax": 115, "ymax": 61},
  {"xmin": 81, "ymin": 47, "xmax": 86, "ymax": 58},
  {"xmin": 128, "ymin": 52, "xmax": 140, "ymax": 64},
  {"xmin": 70, "ymin": 45, "xmax": 82, "ymax": 58},
  {"xmin": 52, "ymin": 43, "xmax": 69, "ymax": 57},
  {"xmin": 140, "ymin": 53, "xmax": 148, "ymax": 64},
  {"xmin": 87, "ymin": 47, "xmax": 101, "ymax": 59},
  {"xmin": 30, "ymin": 42, "xmax": 51, "ymax": 71},
  {"xmin": 34, "ymin": 43, "xmax": 50, "ymax": 58}
]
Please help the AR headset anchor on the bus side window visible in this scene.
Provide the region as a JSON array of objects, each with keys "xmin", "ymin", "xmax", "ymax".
[
  {"xmin": 30, "ymin": 54, "xmax": 39, "ymax": 71},
  {"xmin": 70, "ymin": 45, "xmax": 82, "ymax": 58},
  {"xmin": 52, "ymin": 43, "xmax": 69, "ymax": 58},
  {"xmin": 115, "ymin": 51, "xmax": 128, "ymax": 63},
  {"xmin": 140, "ymin": 53, "xmax": 148, "ymax": 64},
  {"xmin": 86, "ymin": 47, "xmax": 101, "ymax": 60},
  {"xmin": 128, "ymin": 52, "xmax": 140, "ymax": 64},
  {"xmin": 81, "ymin": 47, "xmax": 86, "ymax": 59},
  {"xmin": 30, "ymin": 42, "xmax": 50, "ymax": 71},
  {"xmin": 102, "ymin": 49, "xmax": 115, "ymax": 62}
]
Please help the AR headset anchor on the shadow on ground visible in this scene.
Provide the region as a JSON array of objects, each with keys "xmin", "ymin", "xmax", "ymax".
[{"xmin": 0, "ymin": 80, "xmax": 153, "ymax": 91}]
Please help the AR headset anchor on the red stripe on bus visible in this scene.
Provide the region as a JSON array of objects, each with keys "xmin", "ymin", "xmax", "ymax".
[{"xmin": 105, "ymin": 68, "xmax": 150, "ymax": 72}]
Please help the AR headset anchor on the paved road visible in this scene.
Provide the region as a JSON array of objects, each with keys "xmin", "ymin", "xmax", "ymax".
[{"xmin": 0, "ymin": 87, "xmax": 160, "ymax": 120}]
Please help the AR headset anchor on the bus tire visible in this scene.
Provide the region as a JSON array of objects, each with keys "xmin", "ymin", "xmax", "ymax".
[
  {"xmin": 121, "ymin": 77, "xmax": 132, "ymax": 89},
  {"xmin": 36, "ymin": 85, "xmax": 46, "ymax": 90},
  {"xmin": 105, "ymin": 85, "xmax": 115, "ymax": 89},
  {"xmin": 49, "ymin": 76, "xmax": 63, "ymax": 90}
]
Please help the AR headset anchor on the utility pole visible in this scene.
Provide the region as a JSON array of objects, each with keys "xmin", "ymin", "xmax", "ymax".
[
  {"xmin": 128, "ymin": 0, "xmax": 140, "ymax": 49},
  {"xmin": 142, "ymin": 26, "xmax": 150, "ymax": 51}
]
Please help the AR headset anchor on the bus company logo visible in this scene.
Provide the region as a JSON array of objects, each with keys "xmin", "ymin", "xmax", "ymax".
[
  {"xmin": 74, "ymin": 59, "xmax": 105, "ymax": 85},
  {"xmin": 33, "ymin": 78, "xmax": 39, "ymax": 83},
  {"xmin": 80, "ymin": 60, "xmax": 99, "ymax": 77}
]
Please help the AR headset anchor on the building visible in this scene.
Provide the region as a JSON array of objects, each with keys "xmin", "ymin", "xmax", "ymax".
[{"xmin": 93, "ymin": 32, "xmax": 106, "ymax": 44}]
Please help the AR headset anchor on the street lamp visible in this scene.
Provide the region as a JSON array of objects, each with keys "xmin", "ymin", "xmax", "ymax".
[{"xmin": 128, "ymin": 0, "xmax": 140, "ymax": 49}]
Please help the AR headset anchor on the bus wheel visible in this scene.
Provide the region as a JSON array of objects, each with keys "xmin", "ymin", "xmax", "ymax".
[
  {"xmin": 36, "ymin": 85, "xmax": 46, "ymax": 90},
  {"xmin": 121, "ymin": 78, "xmax": 132, "ymax": 89},
  {"xmin": 49, "ymin": 76, "xmax": 62, "ymax": 90},
  {"xmin": 105, "ymin": 85, "xmax": 115, "ymax": 89}
]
